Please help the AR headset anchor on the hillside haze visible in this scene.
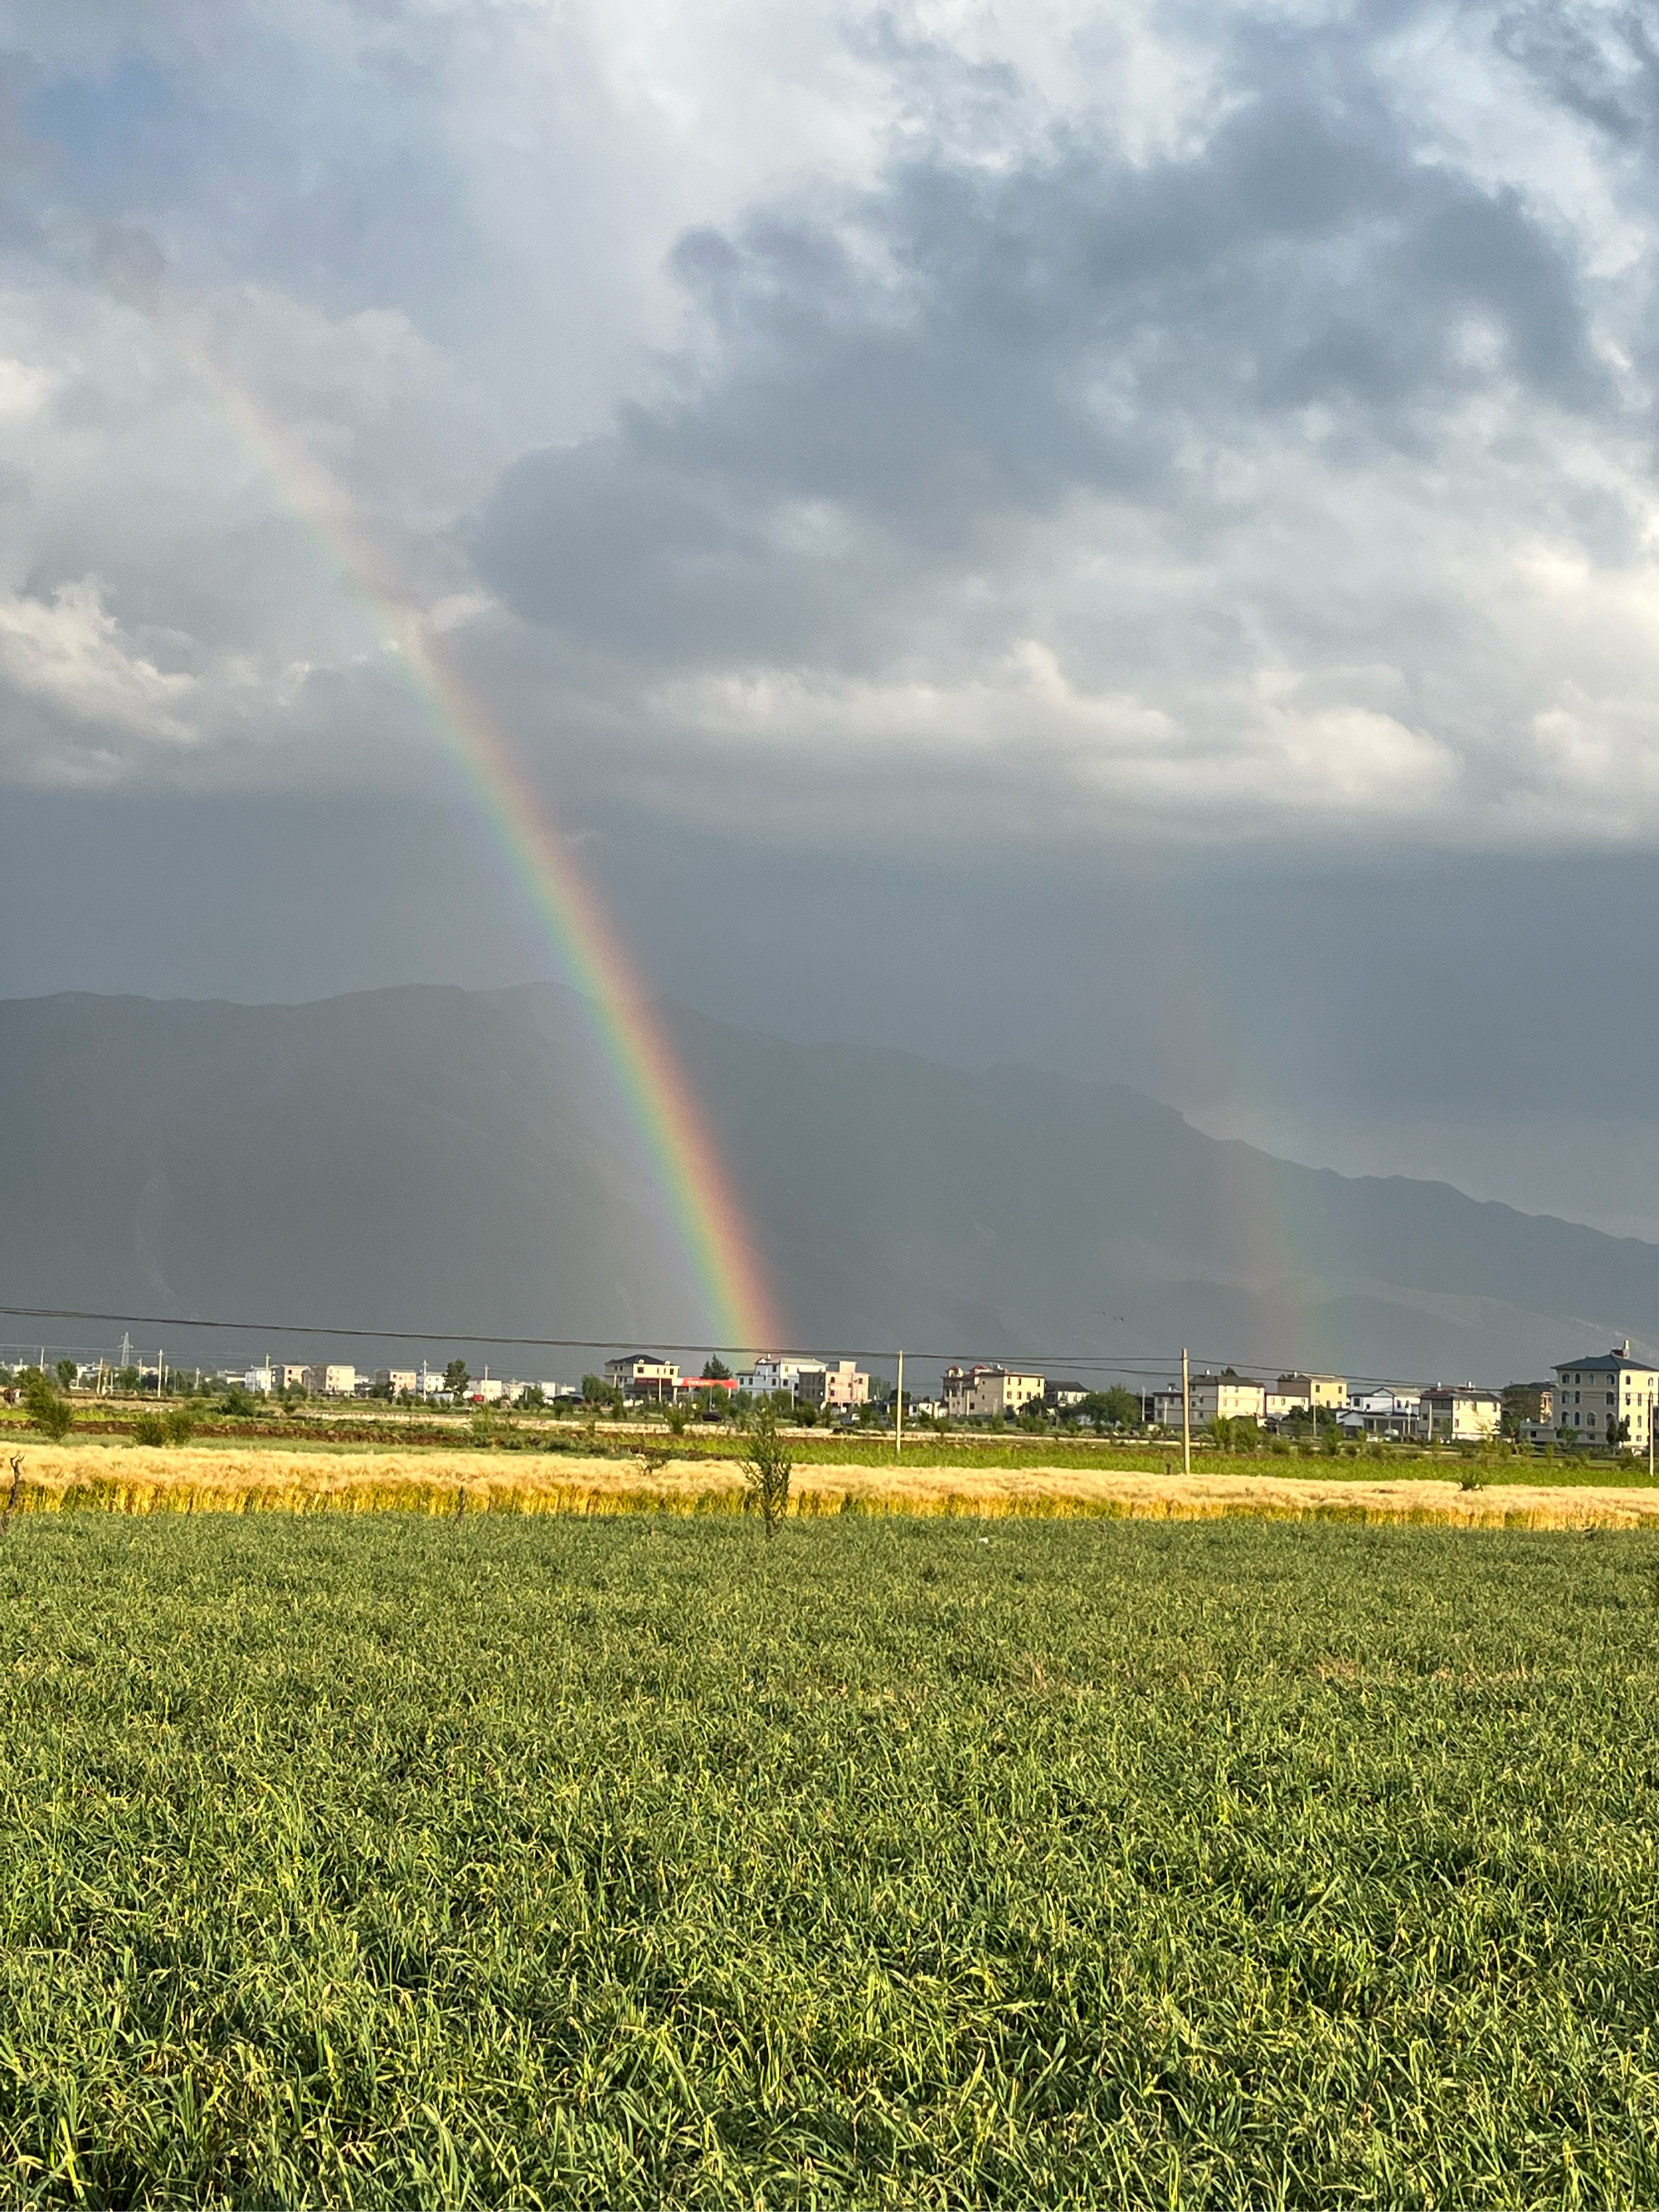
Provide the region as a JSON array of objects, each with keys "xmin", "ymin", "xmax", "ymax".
[{"xmin": 0, "ymin": 984, "xmax": 1652, "ymax": 1384}]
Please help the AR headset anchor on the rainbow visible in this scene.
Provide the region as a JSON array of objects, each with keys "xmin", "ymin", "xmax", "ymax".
[{"xmin": 152, "ymin": 303, "xmax": 781, "ymax": 1351}]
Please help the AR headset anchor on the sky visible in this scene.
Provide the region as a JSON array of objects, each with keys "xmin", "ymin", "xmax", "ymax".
[{"xmin": 3, "ymin": 0, "xmax": 1659, "ymax": 1234}]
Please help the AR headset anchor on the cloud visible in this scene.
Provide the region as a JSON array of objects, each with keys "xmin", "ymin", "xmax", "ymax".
[
  {"xmin": 2, "ymin": 0, "xmax": 1659, "ymax": 847},
  {"xmin": 463, "ymin": 3, "xmax": 1659, "ymax": 844},
  {"xmin": 0, "ymin": 575, "xmax": 196, "ymax": 748}
]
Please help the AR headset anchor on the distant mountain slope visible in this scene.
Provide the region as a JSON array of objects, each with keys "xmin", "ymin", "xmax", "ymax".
[{"xmin": 0, "ymin": 984, "xmax": 1652, "ymax": 1383}]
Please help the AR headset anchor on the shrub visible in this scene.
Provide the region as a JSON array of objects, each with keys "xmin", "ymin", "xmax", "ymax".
[
  {"xmin": 131, "ymin": 1412, "xmax": 168, "ymax": 1446},
  {"xmin": 740, "ymin": 1400, "xmax": 794, "ymax": 1539},
  {"xmin": 163, "ymin": 1409, "xmax": 196, "ymax": 1446},
  {"xmin": 19, "ymin": 1370, "xmax": 73, "ymax": 1442}
]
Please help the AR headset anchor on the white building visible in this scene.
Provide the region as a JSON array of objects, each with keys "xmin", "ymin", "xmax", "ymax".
[
  {"xmin": 1340, "ymin": 1386, "xmax": 1421, "ymax": 1439},
  {"xmin": 748, "ymin": 1354, "xmax": 821, "ymax": 1400},
  {"xmin": 942, "ymin": 1364, "xmax": 1047, "ymax": 1420},
  {"xmin": 605, "ymin": 1354, "xmax": 679, "ymax": 1402},
  {"xmin": 376, "ymin": 1369, "xmax": 418, "ymax": 1397},
  {"xmin": 1417, "ymin": 1386, "xmax": 1502, "ymax": 1441},
  {"xmin": 1277, "ymin": 1372, "xmax": 1348, "ymax": 1410},
  {"xmin": 242, "ymin": 1365, "xmax": 275, "ymax": 1394},
  {"xmin": 795, "ymin": 1359, "xmax": 868, "ymax": 1410},
  {"xmin": 1553, "ymin": 1345, "xmax": 1659, "ymax": 1449},
  {"xmin": 304, "ymin": 1364, "xmax": 358, "ymax": 1398},
  {"xmin": 1151, "ymin": 1371, "xmax": 1267, "ymax": 1428}
]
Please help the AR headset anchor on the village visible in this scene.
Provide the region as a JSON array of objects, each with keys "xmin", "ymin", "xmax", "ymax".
[{"xmin": 22, "ymin": 1337, "xmax": 1652, "ymax": 1454}]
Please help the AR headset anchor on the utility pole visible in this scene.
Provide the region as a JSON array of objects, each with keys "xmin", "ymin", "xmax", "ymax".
[
  {"xmin": 1181, "ymin": 1346, "xmax": 1191, "ymax": 1477},
  {"xmin": 895, "ymin": 1350, "xmax": 904, "ymax": 1459},
  {"xmin": 157, "ymin": 1350, "xmax": 164, "ymax": 1398}
]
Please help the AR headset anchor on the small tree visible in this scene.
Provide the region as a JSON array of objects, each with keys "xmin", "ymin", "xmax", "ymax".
[
  {"xmin": 20, "ymin": 1370, "xmax": 73, "ymax": 1442},
  {"xmin": 444, "ymin": 1358, "xmax": 471, "ymax": 1399},
  {"xmin": 740, "ymin": 1399, "xmax": 794, "ymax": 1539},
  {"xmin": 701, "ymin": 1356, "xmax": 732, "ymax": 1381},
  {"xmin": 54, "ymin": 1358, "xmax": 78, "ymax": 1393}
]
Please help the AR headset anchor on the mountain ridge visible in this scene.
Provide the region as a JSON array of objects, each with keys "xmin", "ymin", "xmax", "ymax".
[{"xmin": 0, "ymin": 981, "xmax": 1651, "ymax": 1383}]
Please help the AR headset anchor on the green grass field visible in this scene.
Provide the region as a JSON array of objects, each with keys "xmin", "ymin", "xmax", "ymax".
[{"xmin": 4, "ymin": 1515, "xmax": 1659, "ymax": 2206}]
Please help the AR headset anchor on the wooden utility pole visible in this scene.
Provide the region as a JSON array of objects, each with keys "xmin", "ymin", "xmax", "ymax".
[{"xmin": 1181, "ymin": 1346, "xmax": 1191, "ymax": 1477}]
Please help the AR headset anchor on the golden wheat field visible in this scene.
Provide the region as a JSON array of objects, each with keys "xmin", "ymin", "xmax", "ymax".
[{"xmin": 2, "ymin": 1441, "xmax": 1657, "ymax": 1529}]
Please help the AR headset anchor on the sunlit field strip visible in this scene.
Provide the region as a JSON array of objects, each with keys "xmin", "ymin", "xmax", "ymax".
[{"xmin": 9, "ymin": 1446, "xmax": 1659, "ymax": 1529}]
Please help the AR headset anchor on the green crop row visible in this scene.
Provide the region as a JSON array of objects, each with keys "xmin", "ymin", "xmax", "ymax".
[{"xmin": 3, "ymin": 1515, "xmax": 1659, "ymax": 2206}]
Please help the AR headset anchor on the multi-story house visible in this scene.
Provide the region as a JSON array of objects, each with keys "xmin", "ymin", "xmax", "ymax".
[
  {"xmin": 303, "ymin": 1364, "xmax": 357, "ymax": 1398},
  {"xmin": 1416, "ymin": 1386, "xmax": 1502, "ymax": 1441},
  {"xmin": 1277, "ymin": 1372, "xmax": 1348, "ymax": 1410},
  {"xmin": 1341, "ymin": 1386, "xmax": 1421, "ymax": 1439},
  {"xmin": 943, "ymin": 1364, "xmax": 1047, "ymax": 1420},
  {"xmin": 748, "ymin": 1355, "xmax": 822, "ymax": 1400},
  {"xmin": 1552, "ymin": 1346, "xmax": 1658, "ymax": 1448},
  {"xmin": 604, "ymin": 1354, "xmax": 679, "ymax": 1403},
  {"xmin": 793, "ymin": 1359, "xmax": 868, "ymax": 1410},
  {"xmin": 1151, "ymin": 1370, "xmax": 1267, "ymax": 1427}
]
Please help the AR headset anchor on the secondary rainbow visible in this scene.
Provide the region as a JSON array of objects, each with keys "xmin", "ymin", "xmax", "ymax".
[{"xmin": 158, "ymin": 306, "xmax": 780, "ymax": 1351}]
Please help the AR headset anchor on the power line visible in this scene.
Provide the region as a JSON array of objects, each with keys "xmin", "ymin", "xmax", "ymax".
[{"xmin": 0, "ymin": 1300, "xmax": 1567, "ymax": 1393}]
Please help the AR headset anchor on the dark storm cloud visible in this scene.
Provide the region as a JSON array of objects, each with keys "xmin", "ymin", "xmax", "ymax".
[{"xmin": 476, "ymin": 37, "xmax": 1608, "ymax": 678}]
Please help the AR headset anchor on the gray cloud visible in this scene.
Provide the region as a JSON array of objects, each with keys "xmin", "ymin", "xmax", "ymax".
[
  {"xmin": 467, "ymin": 9, "xmax": 1654, "ymax": 843},
  {"xmin": 7, "ymin": 1, "xmax": 1659, "ymax": 1246}
]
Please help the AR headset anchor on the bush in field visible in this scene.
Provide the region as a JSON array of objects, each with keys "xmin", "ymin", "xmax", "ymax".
[
  {"xmin": 54, "ymin": 1359, "xmax": 77, "ymax": 1393},
  {"xmin": 19, "ymin": 1370, "xmax": 73, "ymax": 1441},
  {"xmin": 163, "ymin": 1409, "xmax": 196, "ymax": 1446},
  {"xmin": 130, "ymin": 1412, "xmax": 168, "ymax": 1446},
  {"xmin": 739, "ymin": 1399, "xmax": 793, "ymax": 1539}
]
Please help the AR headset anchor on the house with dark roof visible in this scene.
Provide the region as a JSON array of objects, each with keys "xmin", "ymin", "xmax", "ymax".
[{"xmin": 1552, "ymin": 1344, "xmax": 1658, "ymax": 1449}]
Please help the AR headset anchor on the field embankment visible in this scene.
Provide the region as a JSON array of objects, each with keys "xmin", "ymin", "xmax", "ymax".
[{"xmin": 9, "ymin": 1441, "xmax": 1659, "ymax": 1528}]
